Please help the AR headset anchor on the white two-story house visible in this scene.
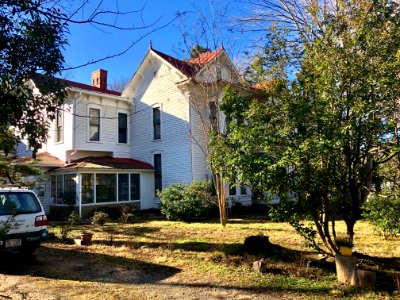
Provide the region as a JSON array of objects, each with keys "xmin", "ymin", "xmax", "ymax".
[{"xmin": 16, "ymin": 46, "xmax": 253, "ymax": 216}]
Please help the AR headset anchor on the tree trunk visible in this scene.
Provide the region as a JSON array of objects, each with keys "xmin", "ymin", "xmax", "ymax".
[{"xmin": 335, "ymin": 254, "xmax": 357, "ymax": 285}]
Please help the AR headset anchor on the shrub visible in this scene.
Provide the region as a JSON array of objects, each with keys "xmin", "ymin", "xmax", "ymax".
[
  {"xmin": 362, "ymin": 188, "xmax": 400, "ymax": 238},
  {"xmin": 159, "ymin": 182, "xmax": 215, "ymax": 221},
  {"xmin": 67, "ymin": 211, "xmax": 80, "ymax": 225},
  {"xmin": 119, "ymin": 205, "xmax": 135, "ymax": 223},
  {"xmin": 91, "ymin": 211, "xmax": 109, "ymax": 226}
]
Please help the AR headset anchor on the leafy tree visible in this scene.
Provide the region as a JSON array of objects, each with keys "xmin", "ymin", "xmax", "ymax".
[
  {"xmin": 212, "ymin": 0, "xmax": 400, "ymax": 254},
  {"xmin": 0, "ymin": 0, "xmax": 67, "ymax": 153},
  {"xmin": 0, "ymin": 155, "xmax": 41, "ymax": 187},
  {"xmin": 0, "ymin": 1, "xmax": 180, "ymax": 155},
  {"xmin": 190, "ymin": 45, "xmax": 211, "ymax": 59}
]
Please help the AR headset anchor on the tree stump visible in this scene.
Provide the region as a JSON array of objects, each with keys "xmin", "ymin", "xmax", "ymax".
[
  {"xmin": 356, "ymin": 269, "xmax": 376, "ymax": 287},
  {"xmin": 243, "ymin": 235, "xmax": 271, "ymax": 254},
  {"xmin": 335, "ymin": 254, "xmax": 357, "ymax": 285},
  {"xmin": 253, "ymin": 260, "xmax": 267, "ymax": 273}
]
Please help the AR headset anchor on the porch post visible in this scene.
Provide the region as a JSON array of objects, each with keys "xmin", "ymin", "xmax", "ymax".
[{"xmin": 78, "ymin": 173, "xmax": 82, "ymax": 218}]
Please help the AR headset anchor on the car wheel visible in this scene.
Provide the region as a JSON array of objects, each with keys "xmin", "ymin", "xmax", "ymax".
[{"xmin": 19, "ymin": 245, "xmax": 38, "ymax": 256}]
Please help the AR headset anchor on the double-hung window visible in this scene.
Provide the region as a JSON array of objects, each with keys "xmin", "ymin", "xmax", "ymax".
[
  {"xmin": 55, "ymin": 109, "xmax": 63, "ymax": 143},
  {"xmin": 89, "ymin": 108, "xmax": 100, "ymax": 141},
  {"xmin": 118, "ymin": 113, "xmax": 128, "ymax": 143},
  {"xmin": 153, "ymin": 107, "xmax": 161, "ymax": 139},
  {"xmin": 209, "ymin": 101, "xmax": 218, "ymax": 131}
]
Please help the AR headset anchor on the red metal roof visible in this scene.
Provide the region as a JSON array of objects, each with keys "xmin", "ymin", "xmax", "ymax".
[
  {"xmin": 13, "ymin": 152, "xmax": 64, "ymax": 167},
  {"xmin": 61, "ymin": 79, "xmax": 122, "ymax": 96},
  {"xmin": 151, "ymin": 48, "xmax": 224, "ymax": 78},
  {"xmin": 56, "ymin": 156, "xmax": 154, "ymax": 171},
  {"xmin": 188, "ymin": 48, "xmax": 223, "ymax": 65}
]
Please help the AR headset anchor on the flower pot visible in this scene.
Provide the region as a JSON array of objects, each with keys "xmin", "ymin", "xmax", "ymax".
[
  {"xmin": 339, "ymin": 246, "xmax": 352, "ymax": 256},
  {"xmin": 80, "ymin": 232, "xmax": 93, "ymax": 245}
]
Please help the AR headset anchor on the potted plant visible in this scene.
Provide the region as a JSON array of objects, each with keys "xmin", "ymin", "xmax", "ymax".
[
  {"xmin": 79, "ymin": 231, "xmax": 93, "ymax": 245},
  {"xmin": 335, "ymin": 236, "xmax": 354, "ymax": 256}
]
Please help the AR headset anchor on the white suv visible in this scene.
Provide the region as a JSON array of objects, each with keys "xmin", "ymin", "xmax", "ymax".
[{"xmin": 0, "ymin": 187, "xmax": 48, "ymax": 255}]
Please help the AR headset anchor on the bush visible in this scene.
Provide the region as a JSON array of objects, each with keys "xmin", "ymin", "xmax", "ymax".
[
  {"xmin": 362, "ymin": 189, "xmax": 400, "ymax": 238},
  {"xmin": 67, "ymin": 211, "xmax": 80, "ymax": 225},
  {"xmin": 119, "ymin": 205, "xmax": 135, "ymax": 223},
  {"xmin": 91, "ymin": 211, "xmax": 109, "ymax": 226},
  {"xmin": 159, "ymin": 182, "xmax": 215, "ymax": 221}
]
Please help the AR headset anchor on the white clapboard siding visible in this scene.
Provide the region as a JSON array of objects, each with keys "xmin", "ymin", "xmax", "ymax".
[{"xmin": 130, "ymin": 56, "xmax": 193, "ymax": 188}]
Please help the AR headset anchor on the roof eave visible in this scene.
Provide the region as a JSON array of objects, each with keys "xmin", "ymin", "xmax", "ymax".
[{"xmin": 67, "ymin": 87, "xmax": 131, "ymax": 103}]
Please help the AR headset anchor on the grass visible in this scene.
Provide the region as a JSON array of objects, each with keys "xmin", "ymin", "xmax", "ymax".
[{"xmin": 20, "ymin": 216, "xmax": 400, "ymax": 299}]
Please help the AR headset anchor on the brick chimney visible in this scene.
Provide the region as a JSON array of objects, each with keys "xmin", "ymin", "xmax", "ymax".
[{"xmin": 92, "ymin": 69, "xmax": 107, "ymax": 91}]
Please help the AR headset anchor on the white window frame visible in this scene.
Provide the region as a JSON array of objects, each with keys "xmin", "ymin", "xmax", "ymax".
[
  {"xmin": 117, "ymin": 110, "xmax": 129, "ymax": 144},
  {"xmin": 55, "ymin": 109, "xmax": 63, "ymax": 144},
  {"xmin": 87, "ymin": 105, "xmax": 102, "ymax": 142},
  {"xmin": 151, "ymin": 104, "xmax": 162, "ymax": 141}
]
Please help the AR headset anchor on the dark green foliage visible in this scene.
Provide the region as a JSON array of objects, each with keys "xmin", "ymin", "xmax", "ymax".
[
  {"xmin": 0, "ymin": 1, "xmax": 67, "ymax": 154},
  {"xmin": 159, "ymin": 182, "xmax": 215, "ymax": 221},
  {"xmin": 269, "ymin": 201, "xmax": 321, "ymax": 251},
  {"xmin": 211, "ymin": 0, "xmax": 400, "ymax": 254},
  {"xmin": 0, "ymin": 154, "xmax": 41, "ymax": 186},
  {"xmin": 190, "ymin": 44, "xmax": 211, "ymax": 59},
  {"xmin": 91, "ymin": 211, "xmax": 109, "ymax": 226},
  {"xmin": 67, "ymin": 211, "xmax": 81, "ymax": 226},
  {"xmin": 363, "ymin": 189, "xmax": 400, "ymax": 238},
  {"xmin": 0, "ymin": 216, "xmax": 17, "ymax": 240}
]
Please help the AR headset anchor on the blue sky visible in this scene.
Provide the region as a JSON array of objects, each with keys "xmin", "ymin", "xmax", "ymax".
[{"xmin": 61, "ymin": 0, "xmax": 251, "ymax": 87}]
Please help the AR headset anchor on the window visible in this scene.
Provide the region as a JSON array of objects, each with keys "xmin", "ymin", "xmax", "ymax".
[
  {"xmin": 240, "ymin": 184, "xmax": 247, "ymax": 195},
  {"xmin": 225, "ymin": 117, "xmax": 231, "ymax": 133},
  {"xmin": 63, "ymin": 174, "xmax": 77, "ymax": 204},
  {"xmin": 89, "ymin": 108, "xmax": 100, "ymax": 141},
  {"xmin": 154, "ymin": 154, "xmax": 162, "ymax": 195},
  {"xmin": 0, "ymin": 192, "xmax": 41, "ymax": 215},
  {"xmin": 118, "ymin": 113, "xmax": 128, "ymax": 143},
  {"xmin": 153, "ymin": 107, "xmax": 161, "ymax": 139},
  {"xmin": 229, "ymin": 184, "xmax": 236, "ymax": 196},
  {"xmin": 56, "ymin": 175, "xmax": 62, "ymax": 200},
  {"xmin": 55, "ymin": 109, "xmax": 63, "ymax": 143},
  {"xmin": 96, "ymin": 174, "xmax": 116, "ymax": 203},
  {"xmin": 51, "ymin": 174, "xmax": 77, "ymax": 205},
  {"xmin": 209, "ymin": 101, "xmax": 218, "ymax": 130},
  {"xmin": 130, "ymin": 174, "xmax": 140, "ymax": 200},
  {"xmin": 81, "ymin": 174, "xmax": 94, "ymax": 204},
  {"xmin": 118, "ymin": 174, "xmax": 129, "ymax": 202}
]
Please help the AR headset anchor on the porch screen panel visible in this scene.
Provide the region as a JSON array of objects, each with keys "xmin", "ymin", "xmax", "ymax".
[
  {"xmin": 118, "ymin": 174, "xmax": 129, "ymax": 202},
  {"xmin": 63, "ymin": 174, "xmax": 77, "ymax": 205},
  {"xmin": 130, "ymin": 174, "xmax": 140, "ymax": 200},
  {"xmin": 96, "ymin": 174, "xmax": 116, "ymax": 203},
  {"xmin": 81, "ymin": 173, "xmax": 94, "ymax": 204},
  {"xmin": 50, "ymin": 175, "xmax": 56, "ymax": 199},
  {"xmin": 56, "ymin": 175, "xmax": 62, "ymax": 203}
]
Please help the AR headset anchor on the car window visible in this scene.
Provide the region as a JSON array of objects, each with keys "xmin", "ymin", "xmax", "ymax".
[{"xmin": 0, "ymin": 192, "xmax": 41, "ymax": 215}]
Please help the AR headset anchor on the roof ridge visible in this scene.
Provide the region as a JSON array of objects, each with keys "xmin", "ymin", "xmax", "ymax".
[
  {"xmin": 150, "ymin": 47, "xmax": 224, "ymax": 78},
  {"xmin": 60, "ymin": 78, "xmax": 122, "ymax": 96}
]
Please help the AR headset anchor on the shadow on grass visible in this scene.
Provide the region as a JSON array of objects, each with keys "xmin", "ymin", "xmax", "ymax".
[
  {"xmin": 92, "ymin": 238, "xmax": 315, "ymax": 264},
  {"xmin": 0, "ymin": 246, "xmax": 180, "ymax": 284}
]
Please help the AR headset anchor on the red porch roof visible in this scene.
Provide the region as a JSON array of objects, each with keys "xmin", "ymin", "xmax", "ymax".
[{"xmin": 54, "ymin": 156, "xmax": 154, "ymax": 171}]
